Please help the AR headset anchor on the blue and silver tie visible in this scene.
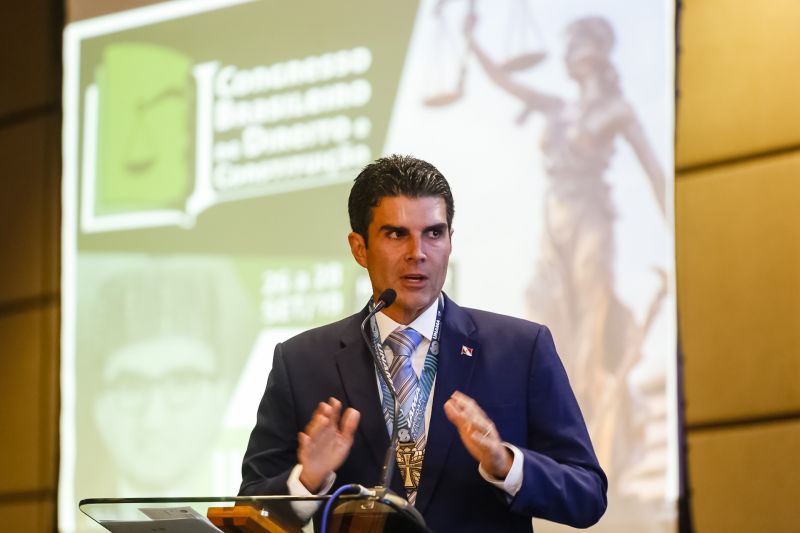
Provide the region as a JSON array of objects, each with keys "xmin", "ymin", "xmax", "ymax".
[{"xmin": 385, "ymin": 327, "xmax": 423, "ymax": 420}]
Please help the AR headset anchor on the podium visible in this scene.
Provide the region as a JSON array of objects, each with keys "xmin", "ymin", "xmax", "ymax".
[{"xmin": 79, "ymin": 493, "xmax": 432, "ymax": 533}]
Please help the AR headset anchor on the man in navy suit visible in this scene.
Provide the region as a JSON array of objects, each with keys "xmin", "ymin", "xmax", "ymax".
[{"xmin": 240, "ymin": 155, "xmax": 607, "ymax": 532}]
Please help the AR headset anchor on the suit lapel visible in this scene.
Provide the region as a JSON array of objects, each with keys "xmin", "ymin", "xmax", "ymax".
[
  {"xmin": 335, "ymin": 312, "xmax": 390, "ymax": 470},
  {"xmin": 415, "ymin": 296, "xmax": 479, "ymax": 514}
]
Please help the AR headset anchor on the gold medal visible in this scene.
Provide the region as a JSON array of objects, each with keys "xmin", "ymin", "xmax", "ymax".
[{"xmin": 396, "ymin": 440, "xmax": 424, "ymax": 490}]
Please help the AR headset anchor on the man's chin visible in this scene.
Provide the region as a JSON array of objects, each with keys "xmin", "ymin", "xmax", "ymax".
[{"xmin": 396, "ymin": 293, "xmax": 436, "ymax": 315}]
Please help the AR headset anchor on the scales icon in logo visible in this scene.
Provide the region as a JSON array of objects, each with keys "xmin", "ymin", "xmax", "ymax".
[{"xmin": 81, "ymin": 43, "xmax": 195, "ymax": 232}]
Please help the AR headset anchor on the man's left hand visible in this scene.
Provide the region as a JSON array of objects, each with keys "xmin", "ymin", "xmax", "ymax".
[{"xmin": 444, "ymin": 391, "xmax": 513, "ymax": 479}]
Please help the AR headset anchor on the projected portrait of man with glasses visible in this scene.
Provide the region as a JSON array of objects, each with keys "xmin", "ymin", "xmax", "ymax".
[{"xmin": 75, "ymin": 256, "xmax": 257, "ymax": 499}]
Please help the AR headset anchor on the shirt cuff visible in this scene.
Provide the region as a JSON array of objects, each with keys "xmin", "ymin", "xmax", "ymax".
[
  {"xmin": 286, "ymin": 464, "xmax": 336, "ymax": 521},
  {"xmin": 478, "ymin": 443, "xmax": 524, "ymax": 497}
]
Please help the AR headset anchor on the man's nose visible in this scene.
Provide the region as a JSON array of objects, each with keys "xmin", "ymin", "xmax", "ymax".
[{"xmin": 406, "ymin": 234, "xmax": 426, "ymax": 261}]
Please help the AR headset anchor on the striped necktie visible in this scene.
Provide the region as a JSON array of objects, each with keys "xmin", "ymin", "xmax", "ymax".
[
  {"xmin": 385, "ymin": 327, "xmax": 423, "ymax": 419},
  {"xmin": 385, "ymin": 327, "xmax": 425, "ymax": 504}
]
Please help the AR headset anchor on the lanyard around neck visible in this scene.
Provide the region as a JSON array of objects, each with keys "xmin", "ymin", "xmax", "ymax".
[{"xmin": 368, "ymin": 296, "xmax": 443, "ymax": 439}]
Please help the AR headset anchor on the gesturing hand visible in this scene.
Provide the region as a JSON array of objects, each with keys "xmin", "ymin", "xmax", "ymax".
[
  {"xmin": 298, "ymin": 397, "xmax": 360, "ymax": 492},
  {"xmin": 444, "ymin": 391, "xmax": 513, "ymax": 479}
]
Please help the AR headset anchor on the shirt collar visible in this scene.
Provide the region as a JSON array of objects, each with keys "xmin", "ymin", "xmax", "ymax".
[{"xmin": 375, "ymin": 295, "xmax": 440, "ymax": 343}]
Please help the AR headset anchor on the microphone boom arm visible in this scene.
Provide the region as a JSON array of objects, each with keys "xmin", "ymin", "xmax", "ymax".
[{"xmin": 359, "ymin": 290, "xmax": 402, "ymax": 491}]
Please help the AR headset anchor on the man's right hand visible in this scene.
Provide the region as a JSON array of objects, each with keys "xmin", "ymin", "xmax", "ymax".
[{"xmin": 297, "ymin": 397, "xmax": 360, "ymax": 492}]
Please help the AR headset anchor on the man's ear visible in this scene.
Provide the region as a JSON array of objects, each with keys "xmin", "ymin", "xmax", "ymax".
[{"xmin": 348, "ymin": 231, "xmax": 368, "ymax": 269}]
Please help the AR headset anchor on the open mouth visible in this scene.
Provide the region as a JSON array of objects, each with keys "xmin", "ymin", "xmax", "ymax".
[{"xmin": 401, "ymin": 274, "xmax": 428, "ymax": 283}]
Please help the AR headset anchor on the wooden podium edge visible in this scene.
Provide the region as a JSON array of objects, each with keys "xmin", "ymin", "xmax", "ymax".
[{"xmin": 207, "ymin": 505, "xmax": 289, "ymax": 533}]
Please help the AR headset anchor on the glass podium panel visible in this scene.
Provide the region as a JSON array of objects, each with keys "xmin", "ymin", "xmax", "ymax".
[{"xmin": 79, "ymin": 493, "xmax": 432, "ymax": 533}]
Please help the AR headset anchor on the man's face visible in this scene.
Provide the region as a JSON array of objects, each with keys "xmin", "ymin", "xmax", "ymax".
[{"xmin": 349, "ymin": 195, "xmax": 452, "ymax": 325}]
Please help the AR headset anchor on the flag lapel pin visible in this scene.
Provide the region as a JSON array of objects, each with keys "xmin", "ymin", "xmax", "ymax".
[{"xmin": 460, "ymin": 345, "xmax": 473, "ymax": 357}]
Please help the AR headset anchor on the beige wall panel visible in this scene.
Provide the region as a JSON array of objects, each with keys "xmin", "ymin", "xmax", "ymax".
[
  {"xmin": 688, "ymin": 421, "xmax": 800, "ymax": 533},
  {"xmin": 43, "ymin": 115, "xmax": 62, "ymax": 296},
  {"xmin": 0, "ymin": 309, "xmax": 46, "ymax": 492},
  {"xmin": 0, "ymin": 498, "xmax": 55, "ymax": 533},
  {"xmin": 0, "ymin": 118, "xmax": 50, "ymax": 305},
  {"xmin": 676, "ymin": 0, "xmax": 800, "ymax": 168},
  {"xmin": 39, "ymin": 304, "xmax": 60, "ymax": 491},
  {"xmin": 0, "ymin": 0, "xmax": 58, "ymax": 118},
  {"xmin": 676, "ymin": 153, "xmax": 800, "ymax": 424}
]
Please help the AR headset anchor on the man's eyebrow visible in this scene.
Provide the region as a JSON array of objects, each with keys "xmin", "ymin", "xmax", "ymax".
[
  {"xmin": 424, "ymin": 223, "xmax": 449, "ymax": 233},
  {"xmin": 377, "ymin": 223, "xmax": 449, "ymax": 234},
  {"xmin": 378, "ymin": 224, "xmax": 408, "ymax": 233}
]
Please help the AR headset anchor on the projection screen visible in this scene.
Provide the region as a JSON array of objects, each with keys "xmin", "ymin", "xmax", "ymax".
[{"xmin": 61, "ymin": 1, "xmax": 677, "ymax": 531}]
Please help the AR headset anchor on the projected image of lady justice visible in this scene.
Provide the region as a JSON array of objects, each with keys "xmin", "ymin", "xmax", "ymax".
[{"xmin": 422, "ymin": 0, "xmax": 671, "ymax": 514}]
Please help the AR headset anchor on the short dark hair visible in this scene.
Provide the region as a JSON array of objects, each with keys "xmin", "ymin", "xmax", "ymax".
[{"xmin": 348, "ymin": 154, "xmax": 455, "ymax": 242}]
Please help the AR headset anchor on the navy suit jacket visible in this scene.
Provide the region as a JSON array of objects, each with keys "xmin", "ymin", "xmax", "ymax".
[{"xmin": 240, "ymin": 295, "xmax": 607, "ymax": 532}]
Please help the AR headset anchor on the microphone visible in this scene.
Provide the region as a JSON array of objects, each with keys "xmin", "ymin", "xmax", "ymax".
[
  {"xmin": 359, "ymin": 288, "xmax": 425, "ymax": 526},
  {"xmin": 243, "ymin": 287, "xmax": 425, "ymax": 530},
  {"xmin": 374, "ymin": 288, "xmax": 397, "ymax": 312},
  {"xmin": 359, "ymin": 289, "xmax": 404, "ymax": 489},
  {"xmin": 245, "ymin": 287, "xmax": 397, "ymax": 485}
]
